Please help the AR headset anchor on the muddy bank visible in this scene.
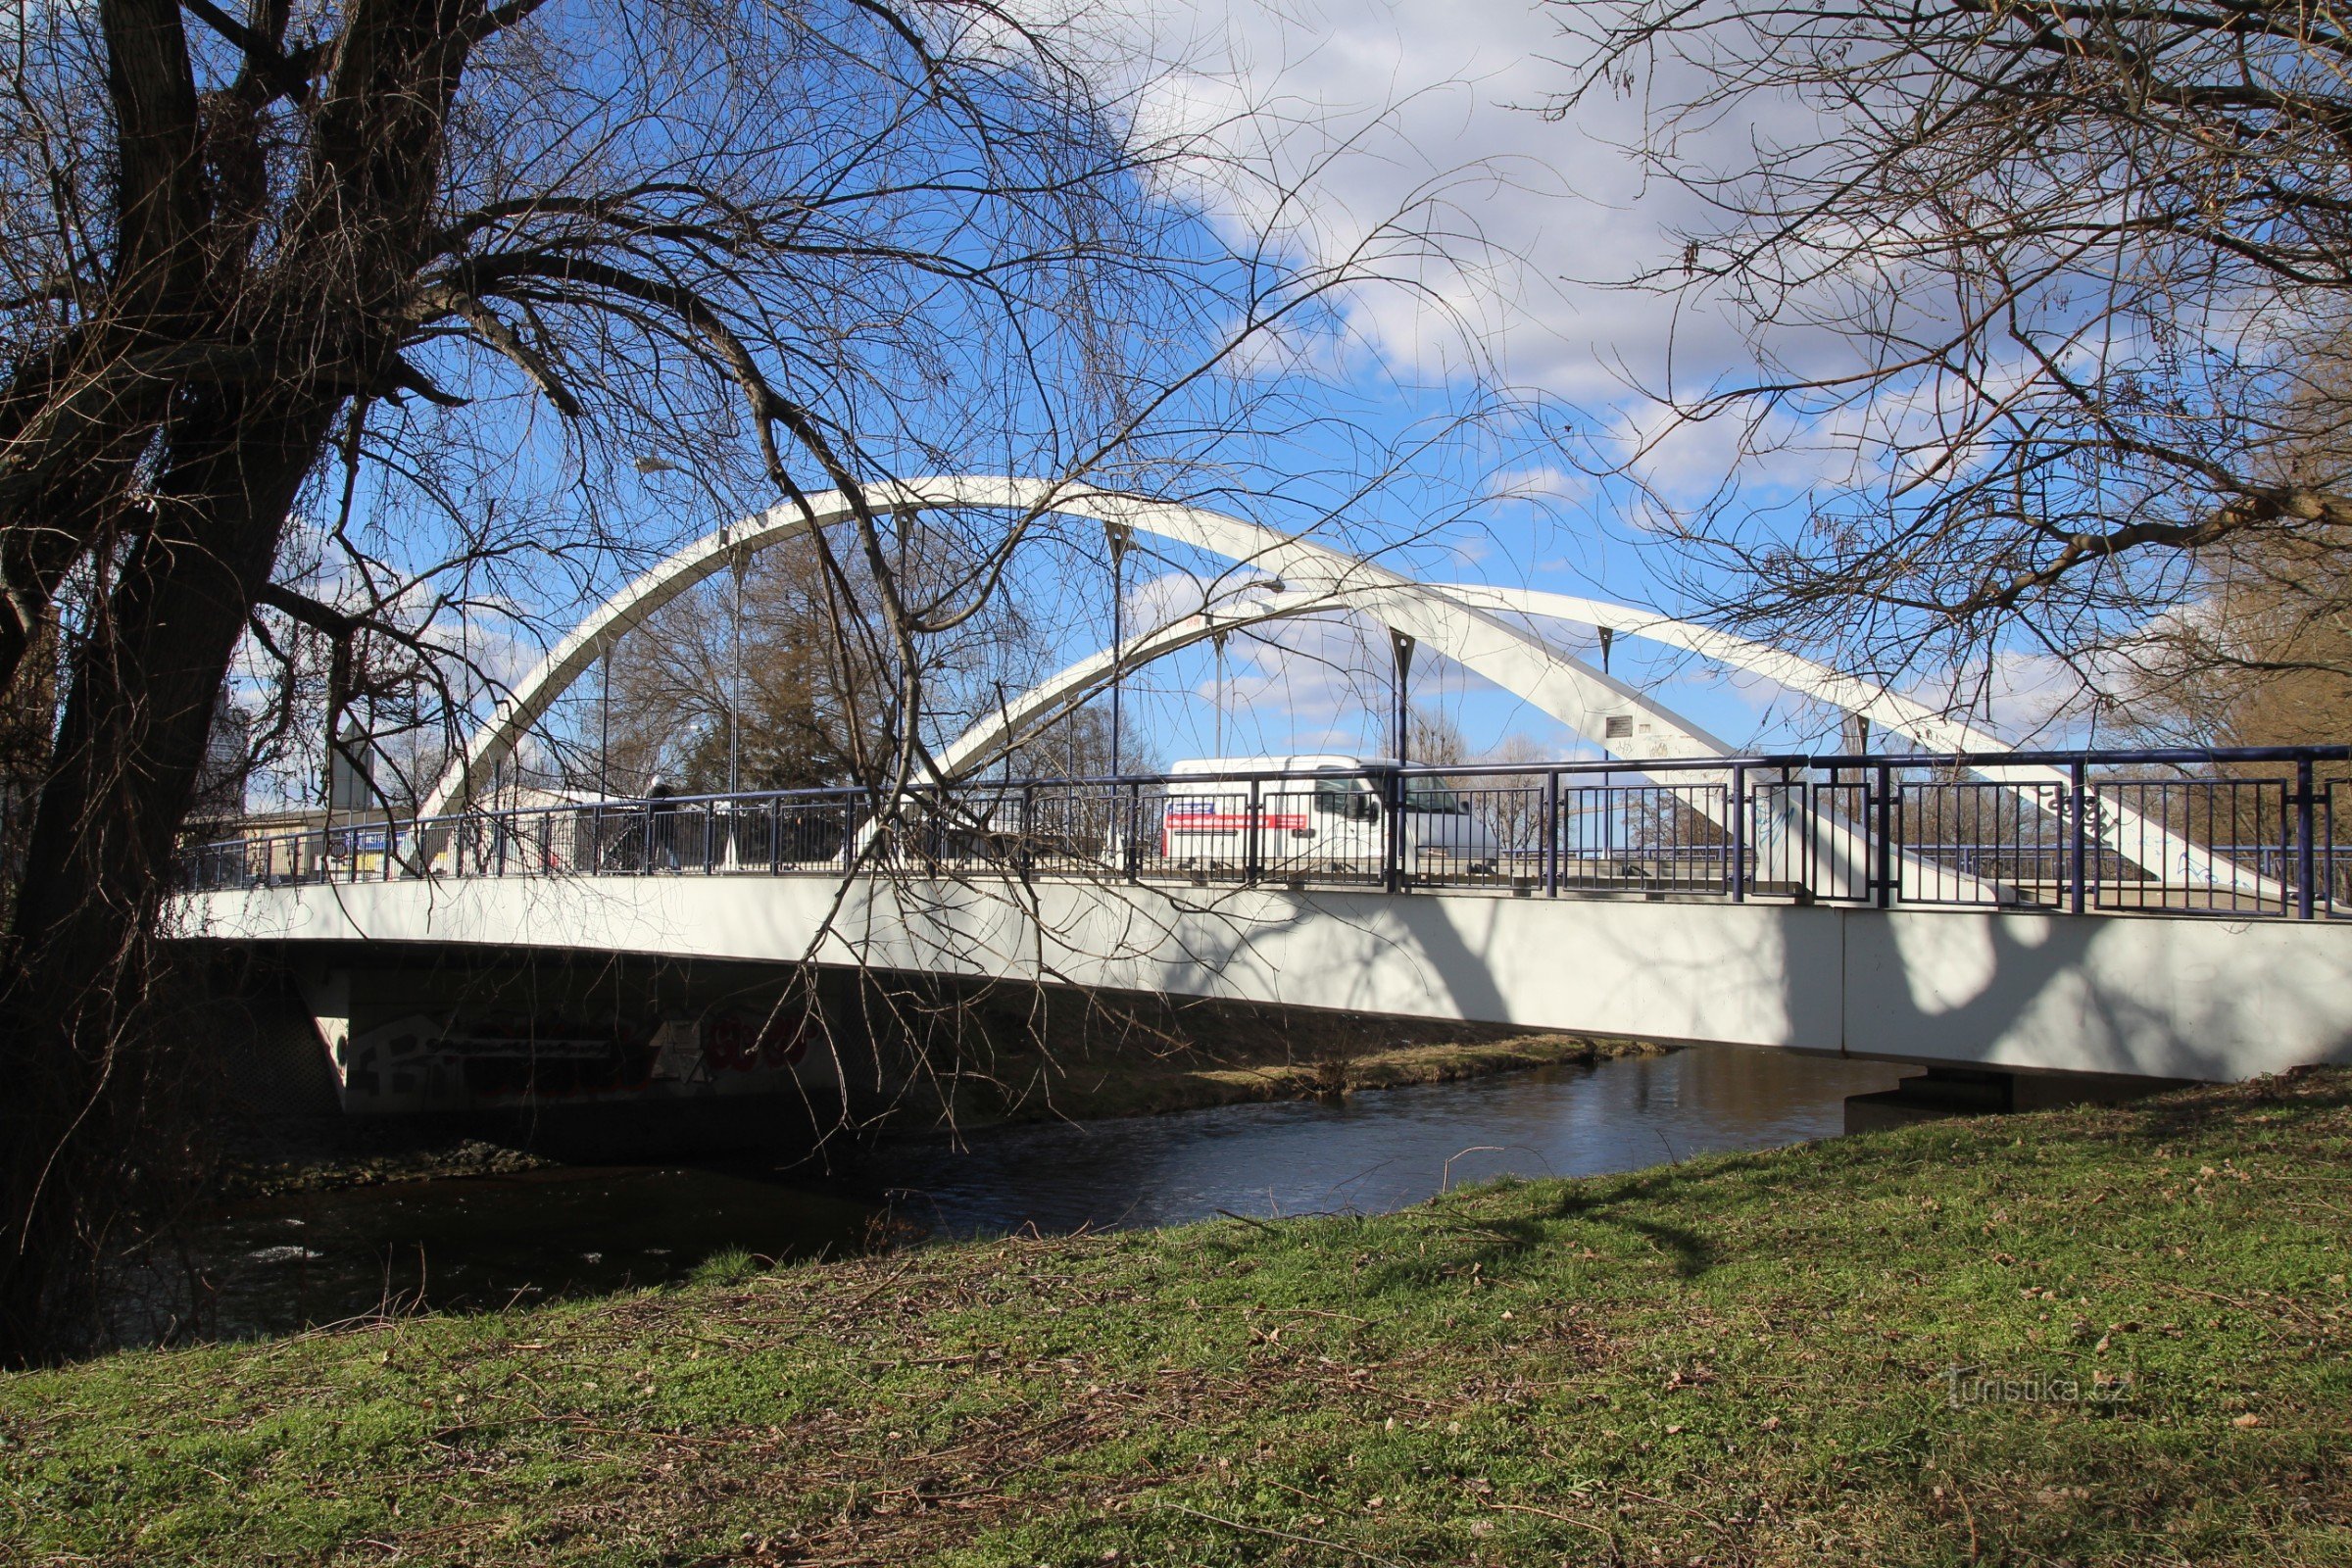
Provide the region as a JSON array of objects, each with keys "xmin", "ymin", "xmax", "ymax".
[
  {"xmin": 883, "ymin": 988, "xmax": 1675, "ymax": 1128},
  {"xmin": 942, "ymin": 1031, "xmax": 1671, "ymax": 1124},
  {"xmin": 217, "ymin": 1124, "xmax": 558, "ymax": 1200}
]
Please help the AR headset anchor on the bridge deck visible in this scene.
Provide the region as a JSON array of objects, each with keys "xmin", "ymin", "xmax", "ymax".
[
  {"xmin": 180, "ymin": 750, "xmax": 2352, "ymax": 1084},
  {"xmin": 183, "ymin": 866, "xmax": 2352, "ymax": 1083}
]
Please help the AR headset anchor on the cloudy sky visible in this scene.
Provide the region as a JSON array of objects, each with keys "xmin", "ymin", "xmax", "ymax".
[
  {"xmin": 1115, "ymin": 0, "xmax": 1700, "ymax": 395},
  {"xmin": 1021, "ymin": 0, "xmax": 2095, "ymax": 764},
  {"xmin": 1031, "ymin": 0, "xmax": 1855, "ymax": 761}
]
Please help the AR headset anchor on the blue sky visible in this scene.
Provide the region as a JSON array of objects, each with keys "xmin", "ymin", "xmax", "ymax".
[
  {"xmin": 946, "ymin": 0, "xmax": 2079, "ymax": 771},
  {"xmin": 259, "ymin": 0, "xmax": 2109, "ymax": 806}
]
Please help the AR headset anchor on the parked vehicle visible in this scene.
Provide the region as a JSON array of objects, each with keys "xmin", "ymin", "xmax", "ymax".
[{"xmin": 1153, "ymin": 755, "xmax": 1501, "ymax": 875}]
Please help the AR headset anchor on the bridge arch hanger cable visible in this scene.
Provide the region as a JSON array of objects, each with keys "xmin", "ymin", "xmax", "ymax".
[
  {"xmin": 416, "ymin": 476, "xmax": 2246, "ymax": 897},
  {"xmin": 1415, "ymin": 585, "xmax": 2266, "ymax": 899},
  {"xmin": 422, "ymin": 474, "xmax": 1748, "ymax": 820},
  {"xmin": 949, "ymin": 572, "xmax": 2261, "ymax": 898}
]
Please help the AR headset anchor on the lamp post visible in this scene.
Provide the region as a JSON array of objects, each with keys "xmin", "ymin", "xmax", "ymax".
[
  {"xmin": 729, "ymin": 547, "xmax": 747, "ymax": 795},
  {"xmin": 995, "ymin": 679, "xmax": 1013, "ymax": 781},
  {"xmin": 598, "ymin": 645, "xmax": 612, "ymax": 799},
  {"xmin": 1211, "ymin": 627, "xmax": 1229, "ymax": 755},
  {"xmin": 1390, "ymin": 627, "xmax": 1416, "ymax": 765},
  {"xmin": 1387, "ymin": 626, "xmax": 1416, "ymax": 894},
  {"xmin": 1105, "ymin": 520, "xmax": 1132, "ymax": 776}
]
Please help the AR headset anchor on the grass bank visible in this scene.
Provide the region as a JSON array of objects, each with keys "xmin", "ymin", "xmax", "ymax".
[{"xmin": 5, "ymin": 1069, "xmax": 2348, "ymax": 1566}]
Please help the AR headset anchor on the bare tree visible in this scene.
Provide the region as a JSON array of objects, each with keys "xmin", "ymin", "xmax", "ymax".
[
  {"xmin": 0, "ymin": 0, "xmax": 1463, "ymax": 1360},
  {"xmin": 595, "ymin": 531, "xmax": 898, "ymax": 797},
  {"xmin": 1468, "ymin": 728, "xmax": 1549, "ymax": 858},
  {"xmin": 2119, "ymin": 528, "xmax": 2352, "ymax": 745},
  {"xmin": 1546, "ymin": 0, "xmax": 2352, "ymax": 706}
]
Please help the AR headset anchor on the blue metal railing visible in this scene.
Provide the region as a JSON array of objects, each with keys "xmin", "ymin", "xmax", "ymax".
[{"xmin": 172, "ymin": 744, "xmax": 2352, "ymax": 921}]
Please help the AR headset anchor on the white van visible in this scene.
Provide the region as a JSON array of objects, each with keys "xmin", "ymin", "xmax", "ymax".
[{"xmin": 1153, "ymin": 755, "xmax": 1501, "ymax": 876}]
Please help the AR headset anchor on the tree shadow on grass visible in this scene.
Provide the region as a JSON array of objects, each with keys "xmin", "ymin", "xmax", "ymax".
[
  {"xmin": 1345, "ymin": 1152, "xmax": 1803, "ymax": 1296},
  {"xmin": 2094, "ymin": 1068, "xmax": 2352, "ymax": 1150}
]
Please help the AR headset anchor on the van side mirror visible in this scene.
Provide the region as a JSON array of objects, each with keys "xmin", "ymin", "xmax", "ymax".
[{"xmin": 1349, "ymin": 794, "xmax": 1381, "ymax": 823}]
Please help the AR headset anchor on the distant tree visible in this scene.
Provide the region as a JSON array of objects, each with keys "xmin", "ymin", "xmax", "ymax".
[
  {"xmin": 2111, "ymin": 362, "xmax": 2352, "ymax": 744},
  {"xmin": 1547, "ymin": 0, "xmax": 2352, "ymax": 706},
  {"xmin": 603, "ymin": 533, "xmax": 894, "ymax": 797},
  {"xmin": 1468, "ymin": 730, "xmax": 1550, "ymax": 855},
  {"xmin": 2119, "ymin": 530, "xmax": 2352, "ymax": 747},
  {"xmin": 1006, "ymin": 704, "xmax": 1158, "ymax": 781},
  {"xmin": 1405, "ymin": 703, "xmax": 1470, "ymax": 768}
]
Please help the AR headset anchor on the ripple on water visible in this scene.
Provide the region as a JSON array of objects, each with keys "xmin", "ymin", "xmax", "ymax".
[{"xmin": 161, "ymin": 1045, "xmax": 1901, "ymax": 1346}]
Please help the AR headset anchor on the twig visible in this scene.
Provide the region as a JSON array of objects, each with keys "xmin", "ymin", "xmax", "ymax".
[
  {"xmin": 1952, "ymin": 1478, "xmax": 1982, "ymax": 1564},
  {"xmin": 1489, "ymin": 1498, "xmax": 1615, "ymax": 1537},
  {"xmin": 1160, "ymin": 1501, "xmax": 1407, "ymax": 1567},
  {"xmin": 1212, "ymin": 1207, "xmax": 1283, "ymax": 1234}
]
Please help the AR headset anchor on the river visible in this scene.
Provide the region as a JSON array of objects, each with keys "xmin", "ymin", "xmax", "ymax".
[{"xmin": 179, "ymin": 1046, "xmax": 1905, "ymax": 1344}]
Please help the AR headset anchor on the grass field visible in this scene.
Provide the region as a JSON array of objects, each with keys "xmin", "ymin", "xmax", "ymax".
[{"xmin": 4, "ymin": 1068, "xmax": 2348, "ymax": 1565}]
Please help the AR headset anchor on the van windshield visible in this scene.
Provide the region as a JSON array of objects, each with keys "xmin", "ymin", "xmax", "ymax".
[{"xmin": 1403, "ymin": 780, "xmax": 1467, "ymax": 814}]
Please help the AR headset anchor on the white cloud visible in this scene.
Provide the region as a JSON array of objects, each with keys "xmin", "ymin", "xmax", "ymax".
[
  {"xmin": 1901, "ymin": 649, "xmax": 2111, "ymax": 746},
  {"xmin": 1063, "ymin": 0, "xmax": 1755, "ymax": 398}
]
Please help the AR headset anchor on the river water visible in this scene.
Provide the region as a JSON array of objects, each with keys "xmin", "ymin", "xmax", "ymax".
[{"xmin": 185, "ymin": 1046, "xmax": 1904, "ymax": 1344}]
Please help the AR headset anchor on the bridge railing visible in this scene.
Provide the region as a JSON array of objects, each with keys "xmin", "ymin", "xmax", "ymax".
[{"xmin": 173, "ymin": 745, "xmax": 2352, "ymax": 920}]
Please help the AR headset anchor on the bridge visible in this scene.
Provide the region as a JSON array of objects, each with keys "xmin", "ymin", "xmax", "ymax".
[{"xmin": 176, "ymin": 479, "xmax": 2352, "ymax": 1117}]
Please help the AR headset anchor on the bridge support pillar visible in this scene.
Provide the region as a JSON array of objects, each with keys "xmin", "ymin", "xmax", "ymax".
[
  {"xmin": 292, "ymin": 966, "xmax": 353, "ymax": 1093},
  {"xmin": 1843, "ymin": 1064, "xmax": 2189, "ymax": 1136}
]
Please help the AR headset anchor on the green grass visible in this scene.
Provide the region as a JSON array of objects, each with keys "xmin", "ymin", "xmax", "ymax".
[{"xmin": 5, "ymin": 1069, "xmax": 2350, "ymax": 1565}]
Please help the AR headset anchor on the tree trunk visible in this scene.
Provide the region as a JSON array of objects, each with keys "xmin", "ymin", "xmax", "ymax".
[{"xmin": 0, "ymin": 383, "xmax": 333, "ymax": 1363}]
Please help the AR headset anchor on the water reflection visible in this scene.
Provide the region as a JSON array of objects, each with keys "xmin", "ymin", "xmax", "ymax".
[
  {"xmin": 193, "ymin": 1166, "xmax": 875, "ymax": 1342},
  {"xmin": 185, "ymin": 1046, "xmax": 1904, "ymax": 1345},
  {"xmin": 843, "ymin": 1047, "xmax": 1906, "ymax": 1236}
]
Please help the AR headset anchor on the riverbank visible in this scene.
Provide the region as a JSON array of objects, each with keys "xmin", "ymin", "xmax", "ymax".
[
  {"xmin": 9, "ymin": 1067, "xmax": 2346, "ymax": 1565},
  {"xmin": 219, "ymin": 1014, "xmax": 1668, "ymax": 1196},
  {"xmin": 218, "ymin": 1129, "xmax": 558, "ymax": 1200},
  {"xmin": 948, "ymin": 1028, "xmax": 1669, "ymax": 1126},
  {"xmin": 894, "ymin": 987, "xmax": 1673, "ymax": 1129}
]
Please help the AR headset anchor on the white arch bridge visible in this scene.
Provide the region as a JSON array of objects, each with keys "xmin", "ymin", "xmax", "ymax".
[{"xmin": 180, "ymin": 479, "xmax": 2352, "ymax": 1096}]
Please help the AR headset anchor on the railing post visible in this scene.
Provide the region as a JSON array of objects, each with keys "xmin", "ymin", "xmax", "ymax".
[
  {"xmin": 496, "ymin": 812, "xmax": 508, "ymax": 876},
  {"xmin": 1018, "ymin": 784, "xmax": 1035, "ymax": 878},
  {"xmin": 843, "ymin": 796, "xmax": 859, "ymax": 873},
  {"xmin": 1543, "ymin": 768, "xmax": 1560, "ymax": 899},
  {"xmin": 2328, "ymin": 779, "xmax": 2341, "ymax": 917},
  {"xmin": 1873, "ymin": 761, "xmax": 1892, "ymax": 907},
  {"xmin": 1730, "ymin": 762, "xmax": 1747, "ymax": 903},
  {"xmin": 2068, "ymin": 759, "xmax": 2088, "ymax": 916},
  {"xmin": 1246, "ymin": 777, "xmax": 1263, "ymax": 884},
  {"xmin": 1373, "ymin": 770, "xmax": 1392, "ymax": 893},
  {"xmin": 644, "ymin": 801, "xmax": 656, "ymax": 874},
  {"xmin": 2296, "ymin": 755, "xmax": 2317, "ymax": 920},
  {"xmin": 1125, "ymin": 781, "xmax": 1142, "ymax": 882}
]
